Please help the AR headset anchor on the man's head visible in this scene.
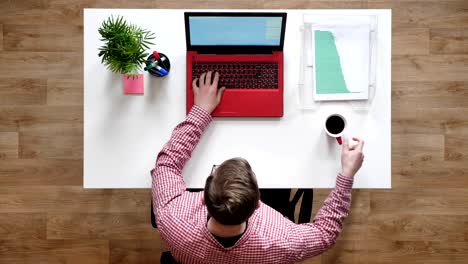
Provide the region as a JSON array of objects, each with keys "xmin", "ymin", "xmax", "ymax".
[{"xmin": 204, "ymin": 158, "xmax": 260, "ymax": 225}]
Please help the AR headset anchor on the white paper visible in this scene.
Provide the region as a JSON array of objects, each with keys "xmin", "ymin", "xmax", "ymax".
[{"xmin": 310, "ymin": 16, "xmax": 371, "ymax": 101}]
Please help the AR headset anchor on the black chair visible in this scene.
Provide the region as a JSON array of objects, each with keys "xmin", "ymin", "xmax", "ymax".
[{"xmin": 260, "ymin": 188, "xmax": 314, "ymax": 224}]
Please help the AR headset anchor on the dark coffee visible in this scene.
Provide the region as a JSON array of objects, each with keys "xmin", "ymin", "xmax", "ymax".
[{"xmin": 326, "ymin": 115, "xmax": 345, "ymax": 135}]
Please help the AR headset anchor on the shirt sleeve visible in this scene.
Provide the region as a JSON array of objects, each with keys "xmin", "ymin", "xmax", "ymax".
[
  {"xmin": 287, "ymin": 174, "xmax": 354, "ymax": 261},
  {"xmin": 152, "ymin": 105, "xmax": 212, "ymax": 211}
]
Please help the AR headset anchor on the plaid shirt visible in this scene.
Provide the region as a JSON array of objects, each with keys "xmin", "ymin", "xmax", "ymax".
[{"xmin": 152, "ymin": 106, "xmax": 354, "ymax": 264}]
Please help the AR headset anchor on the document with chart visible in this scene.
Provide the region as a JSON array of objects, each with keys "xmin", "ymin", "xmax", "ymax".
[{"xmin": 311, "ymin": 17, "xmax": 372, "ymax": 101}]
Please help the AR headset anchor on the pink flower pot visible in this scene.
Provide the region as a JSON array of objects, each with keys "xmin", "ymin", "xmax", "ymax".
[{"xmin": 123, "ymin": 74, "xmax": 144, "ymax": 94}]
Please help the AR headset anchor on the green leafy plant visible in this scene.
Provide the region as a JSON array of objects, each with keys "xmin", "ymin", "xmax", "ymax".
[{"xmin": 98, "ymin": 16, "xmax": 155, "ymax": 76}]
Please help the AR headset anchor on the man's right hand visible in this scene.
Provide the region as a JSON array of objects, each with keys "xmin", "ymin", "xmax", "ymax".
[
  {"xmin": 192, "ymin": 71, "xmax": 226, "ymax": 114},
  {"xmin": 340, "ymin": 137, "xmax": 365, "ymax": 178}
]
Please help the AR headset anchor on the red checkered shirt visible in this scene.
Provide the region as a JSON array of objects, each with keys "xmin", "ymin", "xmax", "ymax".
[{"xmin": 152, "ymin": 106, "xmax": 354, "ymax": 264}]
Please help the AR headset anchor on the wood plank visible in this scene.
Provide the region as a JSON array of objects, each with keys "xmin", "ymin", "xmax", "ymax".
[
  {"xmin": 0, "ymin": 213, "xmax": 46, "ymax": 239},
  {"xmin": 370, "ymin": 189, "xmax": 468, "ymax": 215},
  {"xmin": 47, "ymin": 79, "xmax": 83, "ymax": 105},
  {"xmin": 392, "ymin": 134, "xmax": 444, "ymax": 163},
  {"xmin": 3, "ymin": 24, "xmax": 82, "ymax": 52},
  {"xmin": 47, "ymin": 213, "xmax": 155, "ymax": 239},
  {"xmin": 0, "ymin": 186, "xmax": 150, "ymax": 213},
  {"xmin": 45, "ymin": 0, "xmax": 158, "ymax": 31},
  {"xmin": 0, "ymin": 24, "xmax": 3, "ymax": 51},
  {"xmin": 0, "ymin": 9, "xmax": 49, "ymax": 25},
  {"xmin": 392, "ymin": 81, "xmax": 468, "ymax": 108},
  {"xmin": 392, "ymin": 108, "xmax": 468, "ymax": 135},
  {"xmin": 393, "ymin": 28, "xmax": 429, "ymax": 55},
  {"xmin": 365, "ymin": 241, "xmax": 468, "ymax": 264},
  {"xmin": 366, "ymin": 1, "xmax": 468, "ymax": 28},
  {"xmin": 297, "ymin": 255, "xmax": 322, "ymax": 264},
  {"xmin": 0, "ymin": 105, "xmax": 82, "ymax": 132},
  {"xmin": 0, "ymin": 240, "xmax": 108, "ymax": 264},
  {"xmin": 0, "ymin": 0, "xmax": 49, "ymax": 25},
  {"xmin": 0, "ymin": 52, "xmax": 82, "ymax": 80},
  {"xmin": 155, "ymin": 0, "xmax": 265, "ymax": 9},
  {"xmin": 99, "ymin": 0, "xmax": 156, "ymax": 8},
  {"xmin": 5, "ymin": 0, "xmax": 49, "ymax": 10},
  {"xmin": 393, "ymin": 55, "xmax": 468, "ymax": 82},
  {"xmin": 0, "ymin": 79, "xmax": 46, "ymax": 105},
  {"xmin": 45, "ymin": 1, "xmax": 84, "ymax": 26},
  {"xmin": 392, "ymin": 160, "xmax": 468, "ymax": 189},
  {"xmin": 342, "ymin": 191, "xmax": 370, "ymax": 241},
  {"xmin": 0, "ymin": 159, "xmax": 82, "ymax": 185},
  {"xmin": 392, "ymin": 118, "xmax": 443, "ymax": 135},
  {"xmin": 264, "ymin": 0, "xmax": 365, "ymax": 9},
  {"xmin": 320, "ymin": 240, "xmax": 367, "ymax": 264},
  {"xmin": 45, "ymin": 0, "xmax": 156, "ymax": 26},
  {"xmin": 307, "ymin": 189, "xmax": 369, "ymax": 241},
  {"xmin": 19, "ymin": 123, "xmax": 82, "ymax": 159},
  {"xmin": 47, "ymin": 52, "xmax": 83, "ymax": 80},
  {"xmin": 0, "ymin": 132, "xmax": 18, "ymax": 158},
  {"xmin": 310, "ymin": 189, "xmax": 370, "ymax": 216},
  {"xmin": 0, "ymin": 52, "xmax": 48, "ymax": 78},
  {"xmin": 109, "ymin": 239, "xmax": 166, "ymax": 264},
  {"xmin": 368, "ymin": 214, "xmax": 468, "ymax": 242},
  {"xmin": 445, "ymin": 134, "xmax": 468, "ymax": 161},
  {"xmin": 0, "ymin": 0, "xmax": 122, "ymax": 26},
  {"xmin": 430, "ymin": 28, "xmax": 468, "ymax": 54},
  {"xmin": 338, "ymin": 212, "xmax": 369, "ymax": 242}
]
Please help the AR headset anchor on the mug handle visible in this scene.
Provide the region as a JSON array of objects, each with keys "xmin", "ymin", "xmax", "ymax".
[{"xmin": 336, "ymin": 136, "xmax": 342, "ymax": 145}]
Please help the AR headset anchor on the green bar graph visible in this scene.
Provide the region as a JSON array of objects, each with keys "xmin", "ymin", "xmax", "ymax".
[{"xmin": 314, "ymin": 30, "xmax": 351, "ymax": 94}]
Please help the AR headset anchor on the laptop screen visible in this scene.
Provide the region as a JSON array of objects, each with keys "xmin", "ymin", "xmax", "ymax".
[{"xmin": 188, "ymin": 16, "xmax": 284, "ymax": 46}]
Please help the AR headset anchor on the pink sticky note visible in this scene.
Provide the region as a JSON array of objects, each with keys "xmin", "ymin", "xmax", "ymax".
[{"xmin": 123, "ymin": 74, "xmax": 144, "ymax": 94}]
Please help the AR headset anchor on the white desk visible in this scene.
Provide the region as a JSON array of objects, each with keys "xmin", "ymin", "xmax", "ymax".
[{"xmin": 84, "ymin": 9, "xmax": 391, "ymax": 188}]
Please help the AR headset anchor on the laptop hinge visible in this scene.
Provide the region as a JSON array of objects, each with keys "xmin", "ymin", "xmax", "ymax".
[{"xmin": 191, "ymin": 46, "xmax": 276, "ymax": 55}]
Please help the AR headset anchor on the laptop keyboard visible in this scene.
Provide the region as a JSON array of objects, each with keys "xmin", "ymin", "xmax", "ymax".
[{"xmin": 192, "ymin": 62, "xmax": 279, "ymax": 89}]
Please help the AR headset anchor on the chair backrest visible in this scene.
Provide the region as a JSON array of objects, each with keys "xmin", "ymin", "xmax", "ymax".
[
  {"xmin": 260, "ymin": 188, "xmax": 313, "ymax": 224},
  {"xmin": 290, "ymin": 189, "xmax": 313, "ymax": 224},
  {"xmin": 161, "ymin": 251, "xmax": 179, "ymax": 264}
]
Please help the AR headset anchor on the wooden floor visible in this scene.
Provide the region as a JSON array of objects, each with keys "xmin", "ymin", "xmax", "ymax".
[{"xmin": 1, "ymin": 0, "xmax": 467, "ymax": 263}]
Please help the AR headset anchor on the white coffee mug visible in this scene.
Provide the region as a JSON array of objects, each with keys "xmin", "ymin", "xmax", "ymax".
[{"xmin": 324, "ymin": 114, "xmax": 347, "ymax": 145}]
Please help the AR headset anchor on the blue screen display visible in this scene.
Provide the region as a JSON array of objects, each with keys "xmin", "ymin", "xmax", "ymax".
[{"xmin": 189, "ymin": 16, "xmax": 283, "ymax": 46}]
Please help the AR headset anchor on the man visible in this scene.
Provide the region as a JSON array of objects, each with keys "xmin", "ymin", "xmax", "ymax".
[{"xmin": 152, "ymin": 71, "xmax": 364, "ymax": 263}]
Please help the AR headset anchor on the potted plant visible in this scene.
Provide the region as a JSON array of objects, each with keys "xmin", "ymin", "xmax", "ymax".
[{"xmin": 98, "ymin": 16, "xmax": 155, "ymax": 94}]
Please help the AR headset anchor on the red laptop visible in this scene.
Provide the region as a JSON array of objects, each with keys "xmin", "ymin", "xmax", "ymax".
[{"xmin": 185, "ymin": 12, "xmax": 287, "ymax": 117}]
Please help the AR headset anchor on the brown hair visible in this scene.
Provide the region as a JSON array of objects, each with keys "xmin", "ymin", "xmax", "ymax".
[{"xmin": 204, "ymin": 157, "xmax": 260, "ymax": 225}]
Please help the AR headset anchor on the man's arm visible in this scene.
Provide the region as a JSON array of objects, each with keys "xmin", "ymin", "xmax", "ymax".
[
  {"xmin": 152, "ymin": 71, "xmax": 225, "ymax": 211},
  {"xmin": 152, "ymin": 105, "xmax": 212, "ymax": 209},
  {"xmin": 288, "ymin": 138, "xmax": 364, "ymax": 261},
  {"xmin": 287, "ymin": 174, "xmax": 353, "ymax": 260}
]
